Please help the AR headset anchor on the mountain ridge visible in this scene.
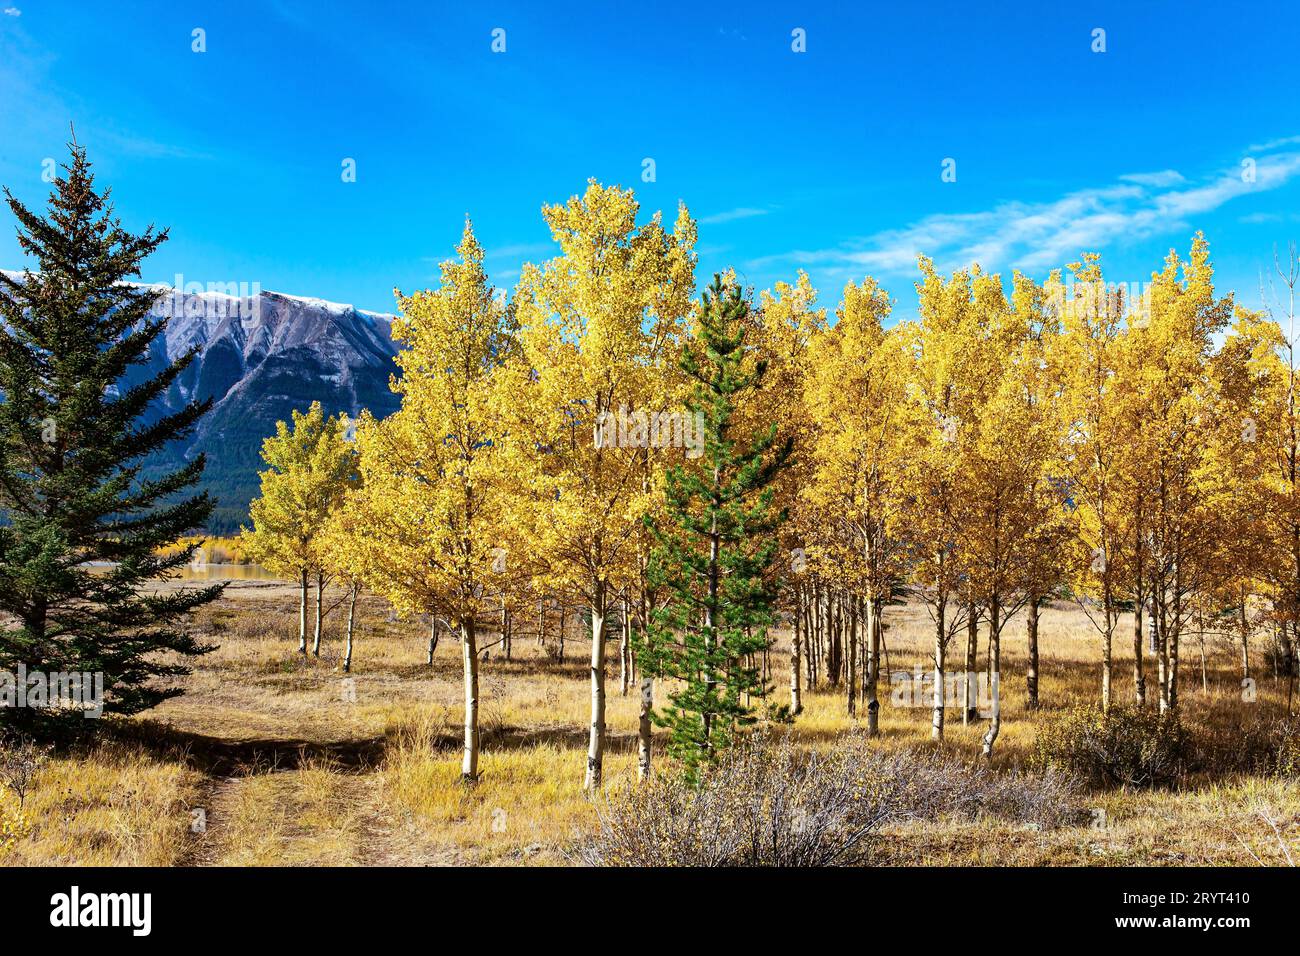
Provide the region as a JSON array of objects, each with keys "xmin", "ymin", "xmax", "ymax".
[{"xmin": 2, "ymin": 271, "xmax": 403, "ymax": 533}]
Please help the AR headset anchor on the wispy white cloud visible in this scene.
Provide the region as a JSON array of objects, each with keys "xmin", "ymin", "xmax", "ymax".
[
  {"xmin": 1119, "ymin": 170, "xmax": 1185, "ymax": 188},
  {"xmin": 1240, "ymin": 211, "xmax": 1300, "ymax": 225},
  {"xmin": 1248, "ymin": 135, "xmax": 1300, "ymax": 152},
  {"xmin": 3, "ymin": 8, "xmax": 21, "ymax": 17},
  {"xmin": 746, "ymin": 142, "xmax": 1300, "ymax": 285},
  {"xmin": 699, "ymin": 206, "xmax": 768, "ymax": 226}
]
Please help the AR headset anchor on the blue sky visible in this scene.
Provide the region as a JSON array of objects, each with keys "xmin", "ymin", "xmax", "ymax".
[{"xmin": 2, "ymin": 0, "xmax": 1299, "ymax": 320}]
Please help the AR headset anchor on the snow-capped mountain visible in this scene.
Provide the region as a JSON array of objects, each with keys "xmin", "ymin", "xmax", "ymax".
[
  {"xmin": 139, "ymin": 285, "xmax": 402, "ymax": 532},
  {"xmin": 3, "ymin": 272, "xmax": 402, "ymax": 532}
]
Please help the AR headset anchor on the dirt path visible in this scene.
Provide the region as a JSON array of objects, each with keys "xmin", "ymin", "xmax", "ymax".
[
  {"xmin": 177, "ymin": 773, "xmax": 238, "ymax": 867},
  {"xmin": 174, "ymin": 756, "xmax": 458, "ymax": 867}
]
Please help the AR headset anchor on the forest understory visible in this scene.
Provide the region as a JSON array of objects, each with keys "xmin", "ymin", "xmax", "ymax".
[{"xmin": 3, "ymin": 580, "xmax": 1296, "ymax": 868}]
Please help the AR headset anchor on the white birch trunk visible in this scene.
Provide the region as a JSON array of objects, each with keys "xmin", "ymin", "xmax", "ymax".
[
  {"xmin": 298, "ymin": 569, "xmax": 308, "ymax": 654},
  {"xmin": 980, "ymin": 600, "xmax": 1002, "ymax": 758},
  {"xmin": 790, "ymin": 585, "xmax": 803, "ymax": 715},
  {"xmin": 637, "ymin": 676, "xmax": 653, "ymax": 782},
  {"xmin": 864, "ymin": 596, "xmax": 880, "ymax": 736},
  {"xmin": 931, "ymin": 601, "xmax": 945, "ymax": 741},
  {"xmin": 312, "ymin": 571, "xmax": 324, "ymax": 656},
  {"xmin": 461, "ymin": 617, "xmax": 479, "ymax": 781},
  {"xmin": 584, "ymin": 587, "xmax": 607, "ymax": 791},
  {"xmin": 343, "ymin": 584, "xmax": 357, "ymax": 673}
]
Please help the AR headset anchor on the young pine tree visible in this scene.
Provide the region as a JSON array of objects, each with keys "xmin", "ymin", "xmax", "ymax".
[
  {"xmin": 0, "ymin": 140, "xmax": 221, "ymax": 736},
  {"xmin": 640, "ymin": 275, "xmax": 792, "ymax": 781}
]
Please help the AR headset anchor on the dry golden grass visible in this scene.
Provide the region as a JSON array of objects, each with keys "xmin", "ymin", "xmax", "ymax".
[
  {"xmin": 1, "ymin": 740, "xmax": 202, "ymax": 866},
  {"xmin": 3, "ymin": 581, "xmax": 1297, "ymax": 866}
]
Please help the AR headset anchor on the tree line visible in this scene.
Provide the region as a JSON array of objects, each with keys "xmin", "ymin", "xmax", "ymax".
[
  {"xmin": 3, "ymin": 146, "xmax": 1296, "ymax": 785},
  {"xmin": 244, "ymin": 180, "xmax": 1300, "ymax": 786}
]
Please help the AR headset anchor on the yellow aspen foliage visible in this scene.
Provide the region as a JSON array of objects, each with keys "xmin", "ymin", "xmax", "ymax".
[
  {"xmin": 339, "ymin": 220, "xmax": 514, "ymax": 780},
  {"xmin": 493, "ymin": 181, "xmax": 696, "ymax": 790}
]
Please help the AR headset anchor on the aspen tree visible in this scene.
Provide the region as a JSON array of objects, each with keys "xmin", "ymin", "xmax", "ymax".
[
  {"xmin": 242, "ymin": 402, "xmax": 354, "ymax": 654},
  {"xmin": 498, "ymin": 182, "xmax": 695, "ymax": 790},
  {"xmin": 342, "ymin": 221, "xmax": 514, "ymax": 781},
  {"xmin": 744, "ymin": 273, "xmax": 827, "ymax": 715},
  {"xmin": 803, "ymin": 277, "xmax": 908, "ymax": 732},
  {"xmin": 1051, "ymin": 257, "xmax": 1134, "ymax": 714},
  {"xmin": 1126, "ymin": 238, "xmax": 1233, "ymax": 713}
]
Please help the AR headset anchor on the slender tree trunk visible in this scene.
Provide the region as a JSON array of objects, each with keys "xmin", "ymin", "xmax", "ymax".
[
  {"xmin": 635, "ymin": 577, "xmax": 652, "ymax": 779},
  {"xmin": 427, "ymin": 617, "xmax": 438, "ymax": 665},
  {"xmin": 813, "ymin": 581, "xmax": 823, "ymax": 688},
  {"xmin": 312, "ymin": 571, "xmax": 324, "ymax": 656},
  {"xmin": 865, "ymin": 595, "xmax": 880, "ymax": 736},
  {"xmin": 963, "ymin": 605, "xmax": 978, "ymax": 724},
  {"xmin": 584, "ymin": 584, "xmax": 608, "ymax": 792},
  {"xmin": 1101, "ymin": 585, "xmax": 1114, "ymax": 714},
  {"xmin": 1134, "ymin": 593, "xmax": 1146, "ymax": 705},
  {"xmin": 880, "ymin": 615, "xmax": 891, "ymax": 688},
  {"xmin": 1240, "ymin": 601, "xmax": 1251, "ymax": 681},
  {"xmin": 1134, "ymin": 536, "xmax": 1146, "ymax": 705},
  {"xmin": 980, "ymin": 598, "xmax": 1002, "ymax": 758},
  {"xmin": 847, "ymin": 595, "xmax": 858, "ymax": 718},
  {"xmin": 790, "ymin": 584, "xmax": 803, "ymax": 715},
  {"xmin": 805, "ymin": 586, "xmax": 816, "ymax": 689},
  {"xmin": 1157, "ymin": 586, "xmax": 1171, "ymax": 715},
  {"xmin": 558, "ymin": 607, "xmax": 566, "ymax": 662},
  {"xmin": 342, "ymin": 584, "xmax": 357, "ymax": 673},
  {"xmin": 460, "ymin": 617, "xmax": 479, "ymax": 781},
  {"xmin": 501, "ymin": 602, "xmax": 511, "ymax": 661},
  {"xmin": 1169, "ymin": 586, "xmax": 1181, "ymax": 712},
  {"xmin": 828, "ymin": 590, "xmax": 842, "ymax": 686},
  {"xmin": 932, "ymin": 599, "xmax": 946, "ymax": 741},
  {"xmin": 298, "ymin": 568, "xmax": 308, "ymax": 654},
  {"xmin": 1026, "ymin": 596, "xmax": 1040, "ymax": 710},
  {"xmin": 620, "ymin": 595, "xmax": 630, "ymax": 697},
  {"xmin": 637, "ymin": 676, "xmax": 653, "ymax": 782}
]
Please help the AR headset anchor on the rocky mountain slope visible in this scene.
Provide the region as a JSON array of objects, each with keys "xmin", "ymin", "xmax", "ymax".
[
  {"xmin": 141, "ymin": 286, "xmax": 401, "ymax": 532},
  {"xmin": 2, "ymin": 272, "xmax": 402, "ymax": 533}
]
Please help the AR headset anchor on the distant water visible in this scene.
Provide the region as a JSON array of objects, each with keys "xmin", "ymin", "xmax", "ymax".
[
  {"xmin": 85, "ymin": 562, "xmax": 288, "ymax": 583},
  {"xmin": 176, "ymin": 563, "xmax": 287, "ymax": 582}
]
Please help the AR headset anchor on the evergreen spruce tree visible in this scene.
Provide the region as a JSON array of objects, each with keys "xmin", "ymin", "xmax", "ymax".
[
  {"xmin": 640, "ymin": 274, "xmax": 792, "ymax": 780},
  {"xmin": 0, "ymin": 139, "xmax": 221, "ymax": 737}
]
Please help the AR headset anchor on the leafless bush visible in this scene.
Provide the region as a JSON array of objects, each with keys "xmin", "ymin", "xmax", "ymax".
[
  {"xmin": 908, "ymin": 756, "xmax": 1084, "ymax": 829},
  {"xmin": 578, "ymin": 731, "xmax": 1082, "ymax": 866},
  {"xmin": 1033, "ymin": 703, "xmax": 1185, "ymax": 788},
  {"xmin": 0, "ymin": 734, "xmax": 51, "ymax": 810},
  {"xmin": 1190, "ymin": 716, "xmax": 1300, "ymax": 777}
]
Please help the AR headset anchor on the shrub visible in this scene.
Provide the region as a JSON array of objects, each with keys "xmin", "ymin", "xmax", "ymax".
[
  {"xmin": 1033, "ymin": 702, "xmax": 1185, "ymax": 788},
  {"xmin": 578, "ymin": 731, "xmax": 1081, "ymax": 866},
  {"xmin": 0, "ymin": 733, "xmax": 50, "ymax": 810},
  {"xmin": 1267, "ymin": 719, "xmax": 1300, "ymax": 777},
  {"xmin": 1188, "ymin": 715, "xmax": 1300, "ymax": 777},
  {"xmin": 1262, "ymin": 631, "xmax": 1297, "ymax": 678},
  {"xmin": 0, "ymin": 802, "xmax": 30, "ymax": 856}
]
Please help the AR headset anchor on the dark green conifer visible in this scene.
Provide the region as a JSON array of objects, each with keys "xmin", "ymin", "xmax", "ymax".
[
  {"xmin": 640, "ymin": 274, "xmax": 792, "ymax": 780},
  {"xmin": 0, "ymin": 139, "xmax": 221, "ymax": 736}
]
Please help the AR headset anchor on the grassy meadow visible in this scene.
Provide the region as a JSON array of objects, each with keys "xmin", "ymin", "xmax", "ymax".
[{"xmin": 2, "ymin": 578, "xmax": 1297, "ymax": 867}]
